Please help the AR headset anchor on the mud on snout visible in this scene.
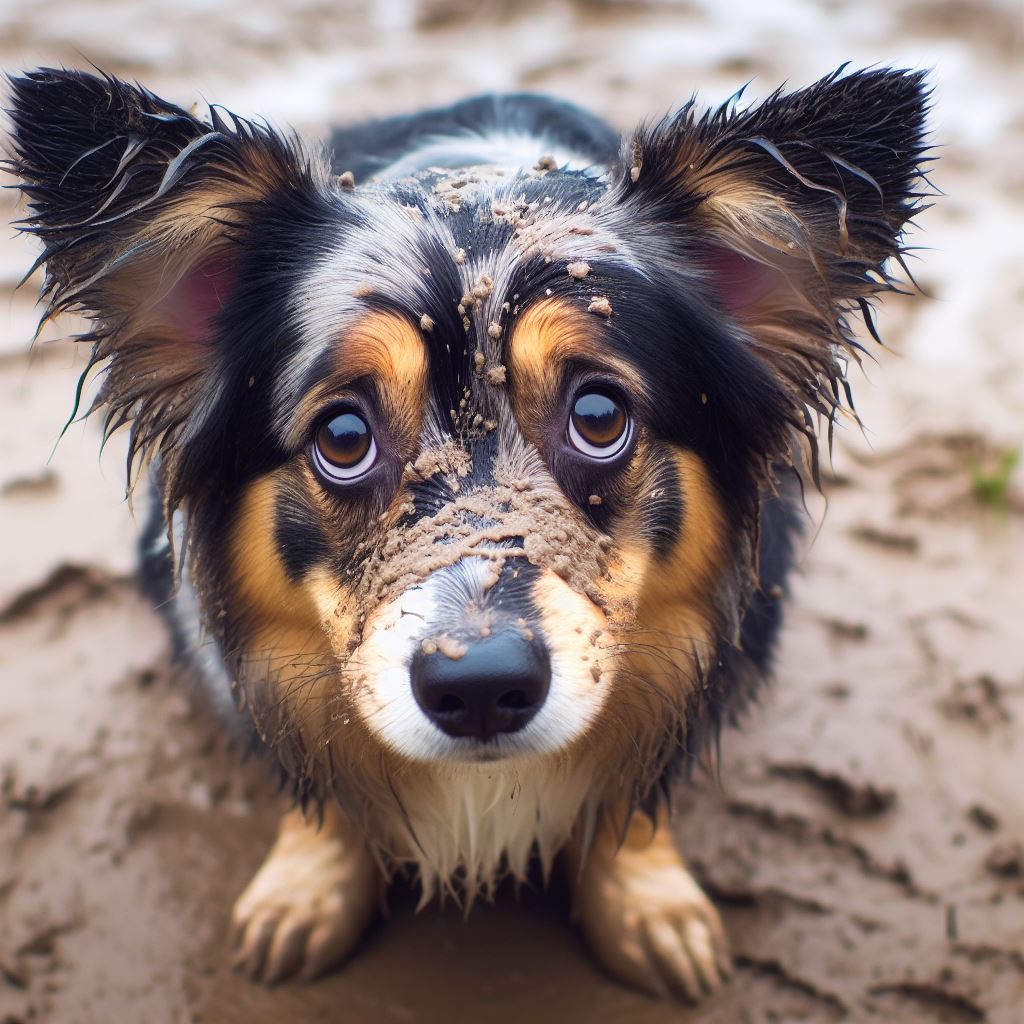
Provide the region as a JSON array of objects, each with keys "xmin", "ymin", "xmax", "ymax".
[{"xmin": 340, "ymin": 466, "xmax": 625, "ymax": 765}]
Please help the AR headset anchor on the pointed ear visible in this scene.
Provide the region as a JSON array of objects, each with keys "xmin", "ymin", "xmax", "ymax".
[
  {"xmin": 5, "ymin": 68, "xmax": 329, "ymax": 484},
  {"xmin": 617, "ymin": 66, "xmax": 932, "ymax": 428}
]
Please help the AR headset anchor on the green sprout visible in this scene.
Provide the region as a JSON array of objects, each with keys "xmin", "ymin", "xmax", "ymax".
[{"xmin": 969, "ymin": 447, "xmax": 1020, "ymax": 510}]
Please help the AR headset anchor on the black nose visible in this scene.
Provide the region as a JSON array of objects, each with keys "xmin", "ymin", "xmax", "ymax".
[{"xmin": 410, "ymin": 630, "xmax": 551, "ymax": 741}]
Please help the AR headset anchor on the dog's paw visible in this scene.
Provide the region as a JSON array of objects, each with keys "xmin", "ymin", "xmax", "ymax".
[
  {"xmin": 230, "ymin": 809, "xmax": 379, "ymax": 984},
  {"xmin": 574, "ymin": 833, "xmax": 732, "ymax": 1001}
]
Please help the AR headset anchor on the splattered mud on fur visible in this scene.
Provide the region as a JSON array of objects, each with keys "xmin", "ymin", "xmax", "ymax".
[
  {"xmin": 408, "ymin": 439, "xmax": 472, "ymax": 483},
  {"xmin": 339, "ymin": 470, "xmax": 628, "ymax": 636},
  {"xmin": 0, "ymin": 3, "xmax": 1020, "ymax": 1021}
]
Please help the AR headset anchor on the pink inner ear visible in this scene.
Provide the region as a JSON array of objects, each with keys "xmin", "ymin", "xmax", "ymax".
[
  {"xmin": 162, "ymin": 257, "xmax": 237, "ymax": 346},
  {"xmin": 704, "ymin": 247, "xmax": 778, "ymax": 312}
]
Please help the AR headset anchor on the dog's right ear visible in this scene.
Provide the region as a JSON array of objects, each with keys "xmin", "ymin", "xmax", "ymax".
[{"xmin": 5, "ymin": 68, "xmax": 330, "ymax": 497}]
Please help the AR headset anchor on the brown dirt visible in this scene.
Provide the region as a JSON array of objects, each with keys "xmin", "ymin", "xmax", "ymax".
[{"xmin": 2, "ymin": 1, "xmax": 1023, "ymax": 1022}]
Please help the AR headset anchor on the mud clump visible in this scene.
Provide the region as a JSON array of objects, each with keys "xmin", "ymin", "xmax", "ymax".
[
  {"xmin": 470, "ymin": 274, "xmax": 493, "ymax": 302},
  {"xmin": 344, "ymin": 462, "xmax": 627, "ymax": 633},
  {"xmin": 420, "ymin": 634, "xmax": 468, "ymax": 659},
  {"xmin": 587, "ymin": 295, "xmax": 613, "ymax": 318},
  {"xmin": 409, "ymin": 441, "xmax": 472, "ymax": 483},
  {"xmin": 436, "ymin": 635, "xmax": 467, "ymax": 660},
  {"xmin": 629, "ymin": 141, "xmax": 643, "ymax": 183}
]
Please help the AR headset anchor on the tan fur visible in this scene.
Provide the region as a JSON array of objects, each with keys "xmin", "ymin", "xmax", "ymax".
[
  {"xmin": 661, "ymin": 133, "xmax": 807, "ymax": 263},
  {"xmin": 232, "ymin": 475, "xmax": 323, "ymax": 633},
  {"xmin": 507, "ymin": 298, "xmax": 647, "ymax": 450},
  {"xmin": 228, "ymin": 473, "xmax": 339, "ymax": 764},
  {"xmin": 567, "ymin": 807, "xmax": 731, "ymax": 1001},
  {"xmin": 585, "ymin": 452, "xmax": 729, "ymax": 795},
  {"xmin": 231, "ymin": 803, "xmax": 379, "ymax": 983},
  {"xmin": 284, "ymin": 311, "xmax": 429, "ymax": 452},
  {"xmin": 636, "ymin": 450, "xmax": 728, "ymax": 630}
]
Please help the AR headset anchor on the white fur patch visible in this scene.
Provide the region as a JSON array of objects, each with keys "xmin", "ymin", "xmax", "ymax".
[
  {"xmin": 279, "ymin": 197, "xmax": 452, "ymax": 418},
  {"xmin": 391, "ymin": 757, "xmax": 599, "ymax": 904},
  {"xmin": 349, "ymin": 561, "xmax": 610, "ymax": 901},
  {"xmin": 354, "ymin": 566, "xmax": 608, "ymax": 765}
]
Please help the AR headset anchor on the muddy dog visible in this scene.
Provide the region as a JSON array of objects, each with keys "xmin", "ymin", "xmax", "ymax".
[{"xmin": 6, "ymin": 65, "xmax": 930, "ymax": 1000}]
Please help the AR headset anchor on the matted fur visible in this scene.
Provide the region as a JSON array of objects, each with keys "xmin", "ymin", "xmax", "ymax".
[
  {"xmin": 613, "ymin": 65, "xmax": 932, "ymax": 482},
  {"xmin": 6, "ymin": 67, "xmax": 934, "ymax": 910},
  {"xmin": 5, "ymin": 67, "xmax": 333, "ymax": 513}
]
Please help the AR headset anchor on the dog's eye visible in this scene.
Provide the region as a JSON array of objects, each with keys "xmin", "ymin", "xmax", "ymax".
[
  {"xmin": 568, "ymin": 389, "xmax": 631, "ymax": 459},
  {"xmin": 312, "ymin": 409, "xmax": 377, "ymax": 482}
]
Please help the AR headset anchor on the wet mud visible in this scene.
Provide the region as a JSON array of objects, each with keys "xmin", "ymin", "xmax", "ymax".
[{"xmin": 1, "ymin": 0, "xmax": 1023, "ymax": 1021}]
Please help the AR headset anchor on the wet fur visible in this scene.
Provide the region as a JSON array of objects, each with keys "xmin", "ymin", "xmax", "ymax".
[{"xmin": 7, "ymin": 66, "xmax": 931, "ymax": 926}]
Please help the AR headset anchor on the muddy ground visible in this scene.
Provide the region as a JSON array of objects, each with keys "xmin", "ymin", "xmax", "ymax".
[{"xmin": 1, "ymin": 0, "xmax": 1023, "ymax": 1021}]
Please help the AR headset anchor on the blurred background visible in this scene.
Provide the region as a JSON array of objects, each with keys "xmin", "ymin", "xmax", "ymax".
[{"xmin": 1, "ymin": 1, "xmax": 1022, "ymax": 1021}]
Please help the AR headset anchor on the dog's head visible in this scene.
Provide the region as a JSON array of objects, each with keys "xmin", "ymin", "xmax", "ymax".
[{"xmin": 7, "ymin": 68, "xmax": 929, "ymax": 817}]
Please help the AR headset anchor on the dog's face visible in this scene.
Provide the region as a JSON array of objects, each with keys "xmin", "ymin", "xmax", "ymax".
[
  {"xmin": 8, "ymin": 69, "xmax": 929, "ymax": 818},
  {"xmin": 240, "ymin": 173, "xmax": 759, "ymax": 777}
]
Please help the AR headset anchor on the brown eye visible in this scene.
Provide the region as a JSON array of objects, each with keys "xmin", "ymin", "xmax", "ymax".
[
  {"xmin": 568, "ymin": 389, "xmax": 630, "ymax": 458},
  {"xmin": 313, "ymin": 409, "xmax": 377, "ymax": 482}
]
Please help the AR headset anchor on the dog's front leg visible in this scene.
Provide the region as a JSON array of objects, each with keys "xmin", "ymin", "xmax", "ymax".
[
  {"xmin": 230, "ymin": 803, "xmax": 380, "ymax": 983},
  {"xmin": 568, "ymin": 808, "xmax": 732, "ymax": 1001}
]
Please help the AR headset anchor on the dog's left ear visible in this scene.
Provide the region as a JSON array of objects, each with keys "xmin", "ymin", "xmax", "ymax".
[{"xmin": 617, "ymin": 66, "xmax": 932, "ymax": 428}]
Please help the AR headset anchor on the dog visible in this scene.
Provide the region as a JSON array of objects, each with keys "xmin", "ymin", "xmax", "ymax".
[{"xmin": 6, "ymin": 65, "xmax": 931, "ymax": 1000}]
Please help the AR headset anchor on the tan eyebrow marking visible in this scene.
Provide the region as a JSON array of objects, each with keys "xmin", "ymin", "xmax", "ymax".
[
  {"xmin": 285, "ymin": 311, "xmax": 429, "ymax": 452},
  {"xmin": 506, "ymin": 297, "xmax": 646, "ymax": 453}
]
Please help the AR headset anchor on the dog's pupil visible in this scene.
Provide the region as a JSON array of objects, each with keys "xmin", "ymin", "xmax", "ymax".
[
  {"xmin": 572, "ymin": 392, "xmax": 625, "ymax": 447},
  {"xmin": 318, "ymin": 412, "xmax": 371, "ymax": 467}
]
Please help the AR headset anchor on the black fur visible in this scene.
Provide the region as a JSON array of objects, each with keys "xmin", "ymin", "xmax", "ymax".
[
  {"xmin": 6, "ymin": 66, "xmax": 931, "ymax": 804},
  {"xmin": 275, "ymin": 483, "xmax": 331, "ymax": 583},
  {"xmin": 329, "ymin": 93, "xmax": 620, "ymax": 180},
  {"xmin": 613, "ymin": 65, "xmax": 933, "ymax": 459}
]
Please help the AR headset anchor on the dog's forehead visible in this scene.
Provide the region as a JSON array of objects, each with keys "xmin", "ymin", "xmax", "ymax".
[{"xmin": 278, "ymin": 168, "xmax": 637, "ymax": 422}]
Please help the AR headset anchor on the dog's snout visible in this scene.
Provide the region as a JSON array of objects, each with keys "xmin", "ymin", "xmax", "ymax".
[{"xmin": 411, "ymin": 631, "xmax": 551, "ymax": 741}]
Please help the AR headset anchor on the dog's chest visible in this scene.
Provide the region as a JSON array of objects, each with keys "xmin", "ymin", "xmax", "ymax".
[{"xmin": 389, "ymin": 759, "xmax": 598, "ymax": 900}]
